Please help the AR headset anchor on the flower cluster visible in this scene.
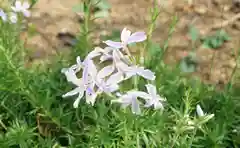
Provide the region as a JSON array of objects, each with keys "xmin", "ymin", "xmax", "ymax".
[
  {"xmin": 0, "ymin": 1, "xmax": 30, "ymax": 23},
  {"xmin": 62, "ymin": 28, "xmax": 166, "ymax": 114}
]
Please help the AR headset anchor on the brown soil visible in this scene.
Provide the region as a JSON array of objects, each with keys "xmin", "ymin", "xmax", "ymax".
[{"xmin": 22, "ymin": 0, "xmax": 240, "ymax": 86}]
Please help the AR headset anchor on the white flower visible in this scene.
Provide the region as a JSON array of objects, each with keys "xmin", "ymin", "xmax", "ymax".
[
  {"xmin": 143, "ymin": 84, "xmax": 165, "ymax": 109},
  {"xmin": 62, "ymin": 68, "xmax": 99, "ymax": 107},
  {"xmin": 112, "ymin": 84, "xmax": 165, "ymax": 113},
  {"xmin": 104, "ymin": 28, "xmax": 147, "ymax": 49},
  {"xmin": 11, "ymin": 1, "xmax": 30, "ymax": 17},
  {"xmin": 112, "ymin": 91, "xmax": 142, "ymax": 115},
  {"xmin": 62, "ymin": 58, "xmax": 100, "ymax": 107}
]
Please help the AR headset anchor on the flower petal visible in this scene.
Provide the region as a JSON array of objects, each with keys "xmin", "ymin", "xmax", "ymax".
[
  {"xmin": 87, "ymin": 47, "xmax": 103, "ymax": 59},
  {"xmin": 127, "ymin": 32, "xmax": 146, "ymax": 44},
  {"xmin": 145, "ymin": 84, "xmax": 157, "ymax": 97},
  {"xmin": 97, "ymin": 65, "xmax": 115, "ymax": 79},
  {"xmin": 62, "ymin": 68, "xmax": 82, "ymax": 86},
  {"xmin": 154, "ymin": 101, "xmax": 164, "ymax": 110},
  {"xmin": 121, "ymin": 28, "xmax": 131, "ymax": 43},
  {"xmin": 14, "ymin": 1, "xmax": 22, "ymax": 11},
  {"xmin": 100, "ymin": 54, "xmax": 112, "ymax": 62},
  {"xmin": 106, "ymin": 72, "xmax": 124, "ymax": 85},
  {"xmin": 88, "ymin": 59, "xmax": 98, "ymax": 77},
  {"xmin": 144, "ymin": 99, "xmax": 153, "ymax": 108},
  {"xmin": 136, "ymin": 68, "xmax": 156, "ymax": 80},
  {"xmin": 105, "ymin": 84, "xmax": 119, "ymax": 92},
  {"xmin": 82, "ymin": 59, "xmax": 97, "ymax": 84},
  {"xmin": 23, "ymin": 10, "xmax": 30, "ymax": 17},
  {"xmin": 124, "ymin": 69, "xmax": 136, "ymax": 80},
  {"xmin": 0, "ymin": 10, "xmax": 7, "ymax": 21},
  {"xmin": 73, "ymin": 91, "xmax": 85, "ymax": 108},
  {"xmin": 62, "ymin": 87, "xmax": 83, "ymax": 98},
  {"xmin": 128, "ymin": 91, "xmax": 150, "ymax": 100},
  {"xmin": 103, "ymin": 47, "xmax": 114, "ymax": 54},
  {"xmin": 131, "ymin": 97, "xmax": 141, "ymax": 115},
  {"xmin": 104, "ymin": 40, "xmax": 123, "ymax": 49},
  {"xmin": 120, "ymin": 97, "xmax": 131, "ymax": 108}
]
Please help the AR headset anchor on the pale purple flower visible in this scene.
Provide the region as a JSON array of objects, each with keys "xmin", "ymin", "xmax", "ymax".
[
  {"xmin": 62, "ymin": 78, "xmax": 99, "ymax": 107},
  {"xmin": 62, "ymin": 67, "xmax": 100, "ymax": 107},
  {"xmin": 143, "ymin": 84, "xmax": 165, "ymax": 109},
  {"xmin": 85, "ymin": 47, "xmax": 103, "ymax": 59},
  {"xmin": 9, "ymin": 12, "xmax": 18, "ymax": 24},
  {"xmin": 11, "ymin": 1, "xmax": 30, "ymax": 17},
  {"xmin": 104, "ymin": 28, "xmax": 147, "ymax": 49},
  {"xmin": 112, "ymin": 91, "xmax": 142, "ymax": 114},
  {"xmin": 0, "ymin": 9, "xmax": 7, "ymax": 22},
  {"xmin": 62, "ymin": 58, "xmax": 101, "ymax": 106},
  {"xmin": 112, "ymin": 84, "xmax": 165, "ymax": 114}
]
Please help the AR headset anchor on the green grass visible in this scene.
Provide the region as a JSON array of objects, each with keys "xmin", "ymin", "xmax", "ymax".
[{"xmin": 0, "ymin": 1, "xmax": 240, "ymax": 148}]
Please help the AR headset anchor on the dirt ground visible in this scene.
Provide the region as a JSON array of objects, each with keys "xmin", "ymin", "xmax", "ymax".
[{"xmin": 22, "ymin": 0, "xmax": 240, "ymax": 86}]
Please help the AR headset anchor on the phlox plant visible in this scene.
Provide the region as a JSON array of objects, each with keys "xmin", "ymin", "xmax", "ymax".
[
  {"xmin": 61, "ymin": 27, "xmax": 215, "ymax": 131},
  {"xmin": 62, "ymin": 28, "xmax": 166, "ymax": 114},
  {"xmin": 1, "ymin": 0, "xmax": 239, "ymax": 147},
  {"xmin": 59, "ymin": 26, "xmax": 217, "ymax": 147}
]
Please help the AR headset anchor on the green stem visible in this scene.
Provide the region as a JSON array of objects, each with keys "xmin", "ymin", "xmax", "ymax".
[
  {"xmin": 144, "ymin": 0, "xmax": 160, "ymax": 60},
  {"xmin": 229, "ymin": 48, "xmax": 240, "ymax": 86},
  {"xmin": 161, "ymin": 15, "xmax": 178, "ymax": 61}
]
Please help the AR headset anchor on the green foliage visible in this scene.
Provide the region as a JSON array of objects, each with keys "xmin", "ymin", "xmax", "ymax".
[{"xmin": 201, "ymin": 30, "xmax": 230, "ymax": 49}]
